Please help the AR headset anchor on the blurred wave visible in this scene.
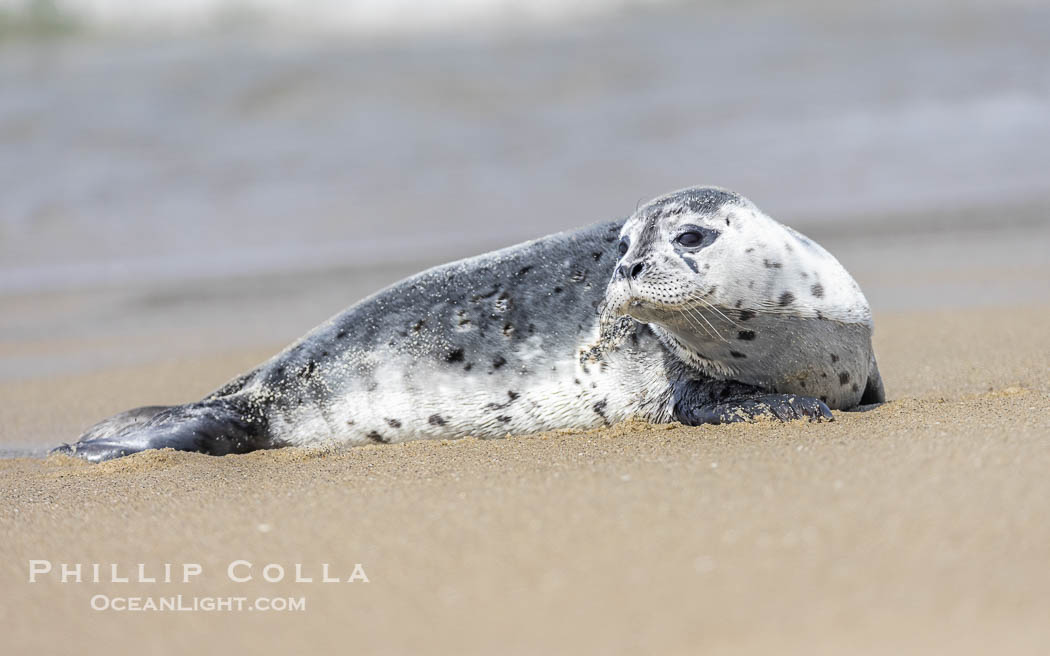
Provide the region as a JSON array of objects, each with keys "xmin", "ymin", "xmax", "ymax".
[
  {"xmin": 0, "ymin": 0, "xmax": 673, "ymax": 37},
  {"xmin": 1, "ymin": 0, "xmax": 1048, "ymax": 295}
]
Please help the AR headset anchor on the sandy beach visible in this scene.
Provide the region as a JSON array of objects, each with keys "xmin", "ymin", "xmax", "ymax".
[{"xmin": 3, "ymin": 294, "xmax": 1050, "ymax": 653}]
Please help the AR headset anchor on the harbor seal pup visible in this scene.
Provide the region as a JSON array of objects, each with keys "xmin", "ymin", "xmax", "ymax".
[{"xmin": 53, "ymin": 186, "xmax": 884, "ymax": 462}]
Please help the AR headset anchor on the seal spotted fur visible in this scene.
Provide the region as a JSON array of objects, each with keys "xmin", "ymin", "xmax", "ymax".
[
  {"xmin": 54, "ymin": 186, "xmax": 883, "ymax": 462},
  {"xmin": 605, "ymin": 186, "xmax": 884, "ymax": 412}
]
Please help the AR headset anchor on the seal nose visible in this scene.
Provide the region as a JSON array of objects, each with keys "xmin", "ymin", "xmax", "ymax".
[{"xmin": 617, "ymin": 261, "xmax": 646, "ymax": 280}]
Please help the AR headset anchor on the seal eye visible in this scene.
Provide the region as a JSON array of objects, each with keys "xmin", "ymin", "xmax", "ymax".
[
  {"xmin": 618, "ymin": 239, "xmax": 629, "ymax": 256},
  {"xmin": 676, "ymin": 231, "xmax": 704, "ymax": 247}
]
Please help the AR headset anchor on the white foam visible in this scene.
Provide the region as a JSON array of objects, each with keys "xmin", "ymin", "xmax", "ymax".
[{"xmin": 1, "ymin": 0, "xmax": 671, "ymax": 36}]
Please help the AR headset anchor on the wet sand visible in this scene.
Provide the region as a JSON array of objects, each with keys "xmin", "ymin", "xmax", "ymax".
[{"xmin": 2, "ymin": 303, "xmax": 1049, "ymax": 654}]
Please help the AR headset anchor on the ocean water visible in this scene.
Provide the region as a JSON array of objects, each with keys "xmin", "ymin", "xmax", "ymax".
[{"xmin": 2, "ymin": 0, "xmax": 1049, "ymax": 294}]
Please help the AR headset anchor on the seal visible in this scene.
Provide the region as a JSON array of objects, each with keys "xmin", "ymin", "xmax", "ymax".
[{"xmin": 53, "ymin": 186, "xmax": 884, "ymax": 462}]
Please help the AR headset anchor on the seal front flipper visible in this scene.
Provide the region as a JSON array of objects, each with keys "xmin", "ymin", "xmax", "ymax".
[
  {"xmin": 51, "ymin": 398, "xmax": 273, "ymax": 463},
  {"xmin": 671, "ymin": 379, "xmax": 833, "ymax": 425}
]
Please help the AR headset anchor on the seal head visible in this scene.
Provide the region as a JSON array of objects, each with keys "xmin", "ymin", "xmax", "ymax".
[{"xmin": 604, "ymin": 186, "xmax": 881, "ymax": 407}]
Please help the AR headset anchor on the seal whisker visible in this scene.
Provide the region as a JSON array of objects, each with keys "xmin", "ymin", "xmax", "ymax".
[
  {"xmin": 686, "ymin": 293, "xmax": 741, "ymax": 329},
  {"xmin": 696, "ymin": 306, "xmax": 727, "ymax": 342},
  {"xmin": 677, "ymin": 308, "xmax": 713, "ymax": 341},
  {"xmin": 669, "ymin": 301, "xmax": 710, "ymax": 340},
  {"xmin": 675, "ymin": 301, "xmax": 712, "ymax": 337},
  {"xmin": 681, "ymin": 303, "xmax": 724, "ymax": 342}
]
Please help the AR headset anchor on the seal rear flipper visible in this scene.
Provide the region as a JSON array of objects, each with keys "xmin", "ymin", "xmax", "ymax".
[
  {"xmin": 671, "ymin": 379, "xmax": 833, "ymax": 425},
  {"xmin": 75, "ymin": 405, "xmax": 173, "ymax": 442},
  {"xmin": 51, "ymin": 399, "xmax": 272, "ymax": 463},
  {"xmin": 860, "ymin": 356, "xmax": 886, "ymax": 405}
]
